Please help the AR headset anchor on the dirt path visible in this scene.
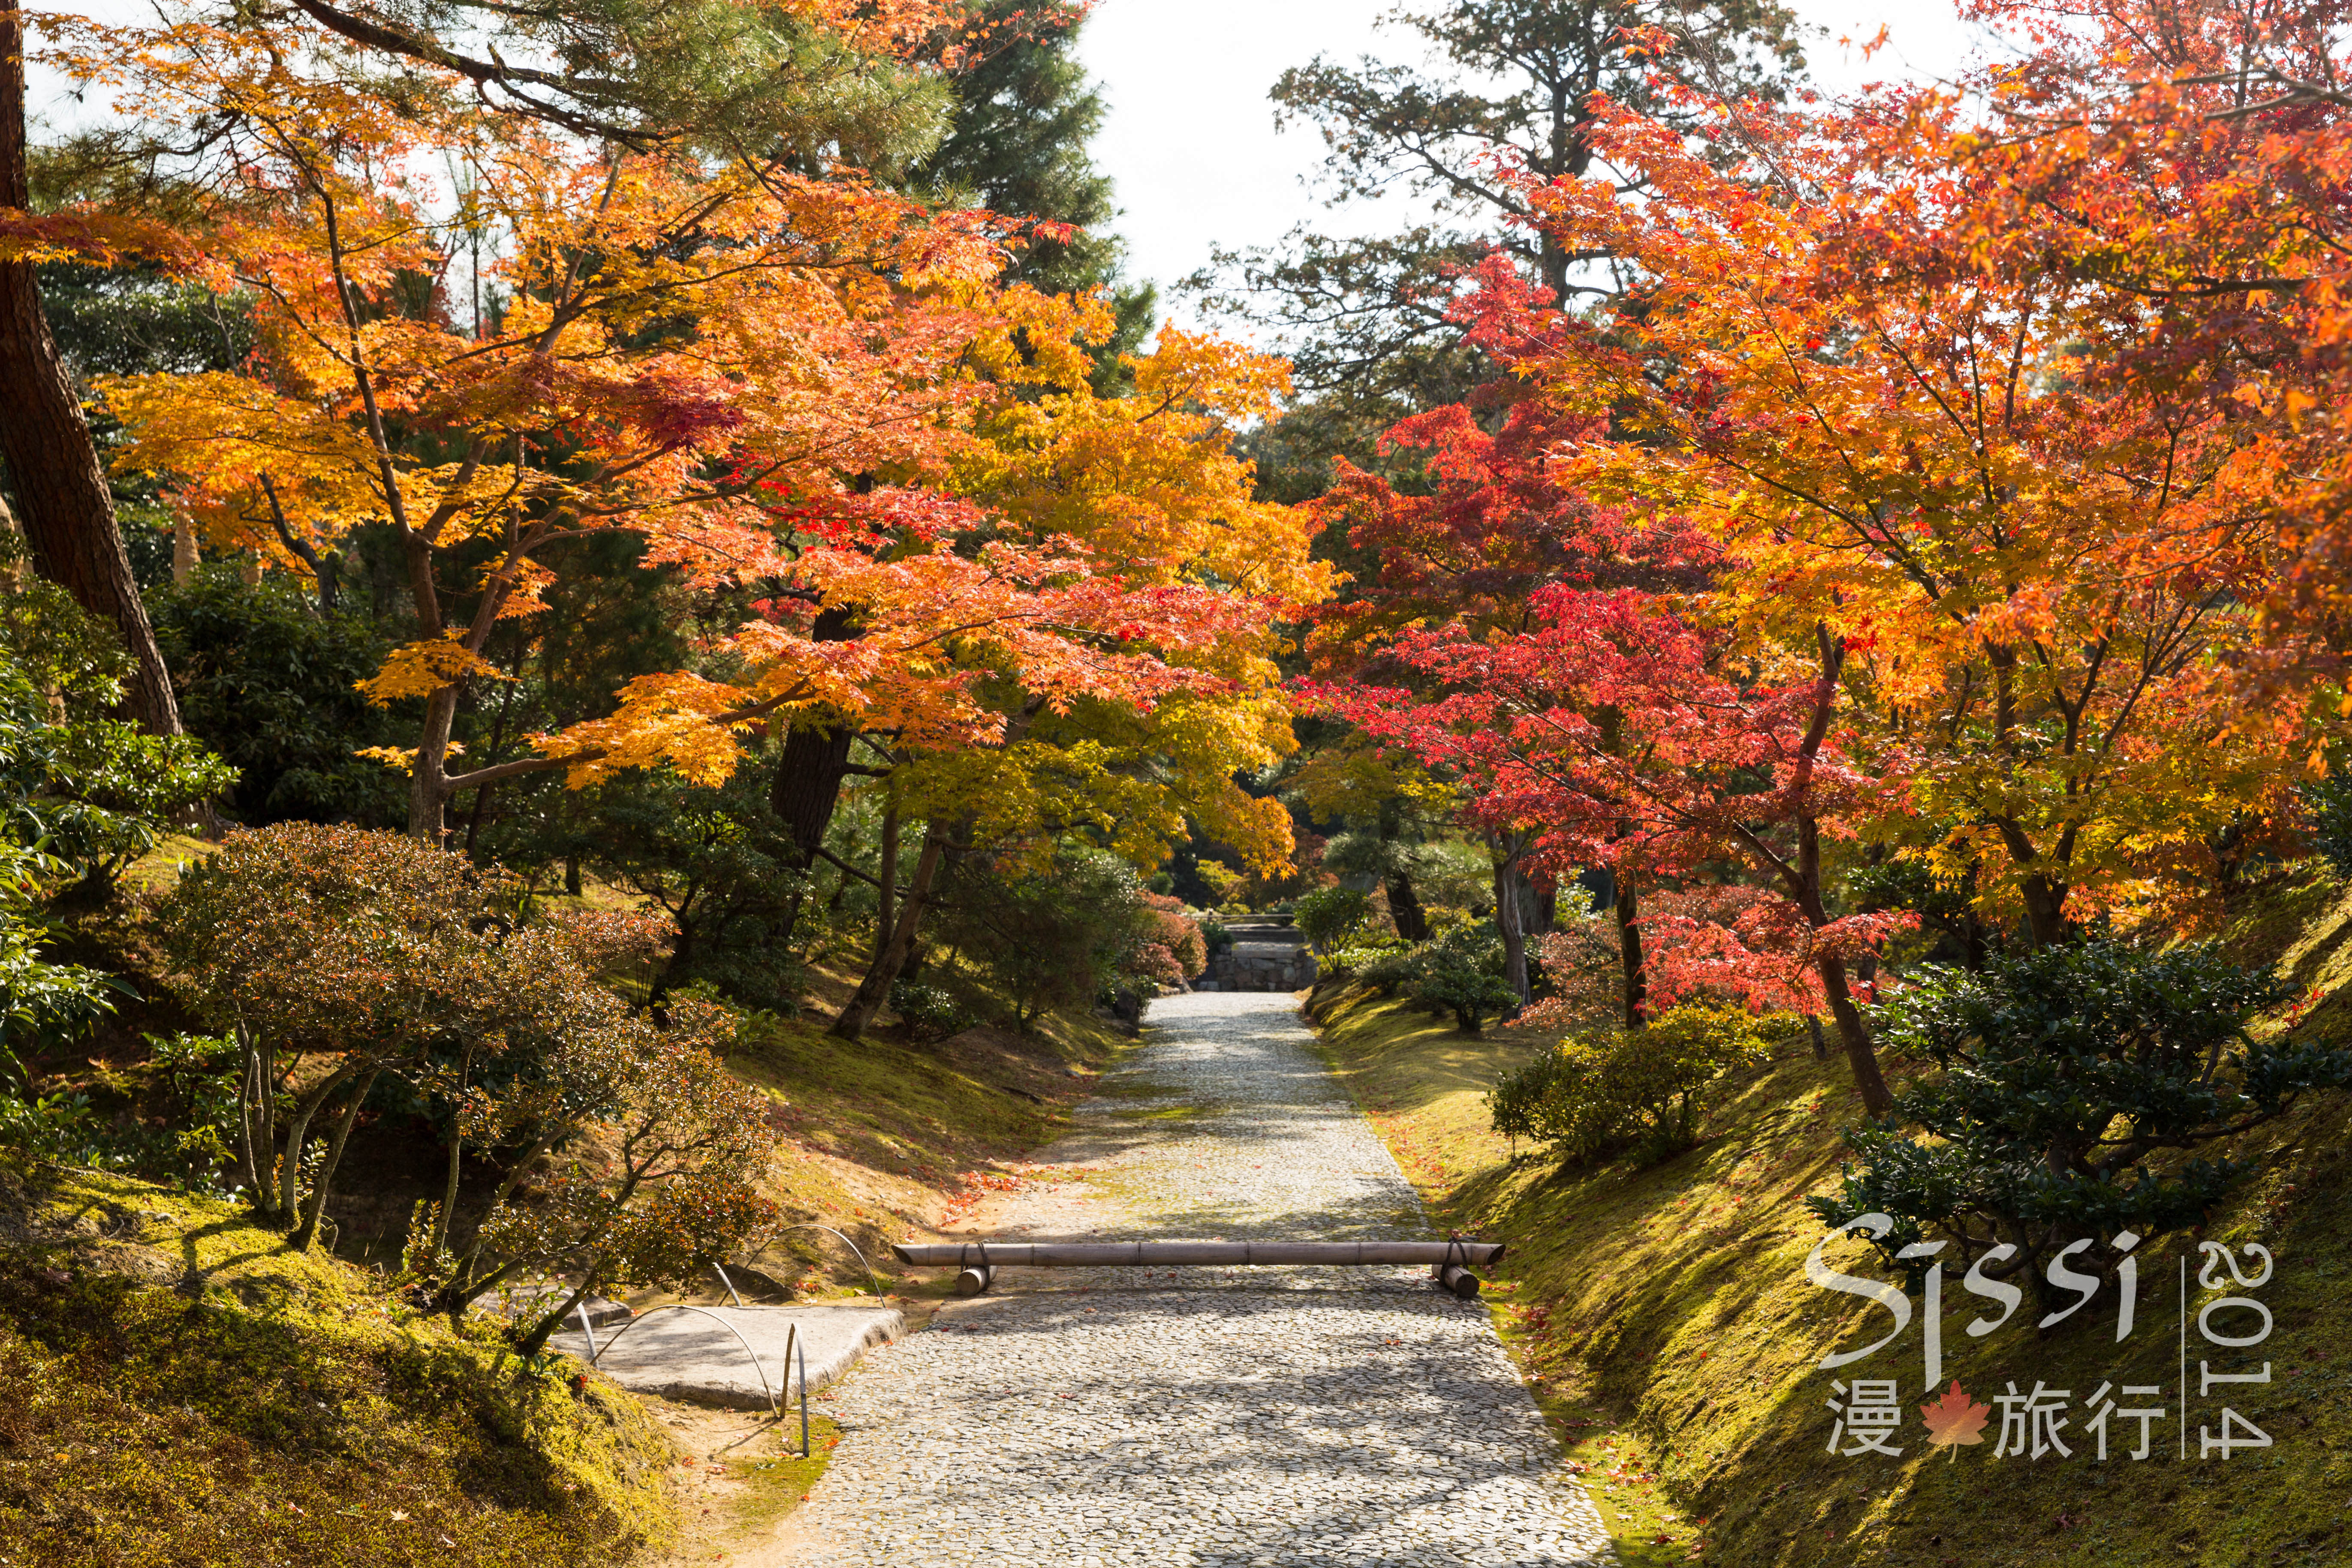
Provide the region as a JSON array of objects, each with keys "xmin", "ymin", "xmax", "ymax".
[{"xmin": 748, "ymin": 992, "xmax": 1611, "ymax": 1567}]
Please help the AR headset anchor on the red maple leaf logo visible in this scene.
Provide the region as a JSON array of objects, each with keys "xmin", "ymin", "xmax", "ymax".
[{"xmin": 1920, "ymin": 1381, "xmax": 1991, "ymax": 1459}]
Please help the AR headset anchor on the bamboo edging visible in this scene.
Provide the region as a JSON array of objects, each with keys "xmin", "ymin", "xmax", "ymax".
[{"xmin": 892, "ymin": 1240, "xmax": 1506, "ymax": 1268}]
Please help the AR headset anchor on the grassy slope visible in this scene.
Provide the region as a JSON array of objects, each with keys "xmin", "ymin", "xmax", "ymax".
[
  {"xmin": 0, "ymin": 1161, "xmax": 680, "ymax": 1568},
  {"xmin": 1310, "ymin": 876, "xmax": 2352, "ymax": 1568},
  {"xmin": 708, "ymin": 1002, "xmax": 1126, "ymax": 1303},
  {"xmin": 10, "ymin": 835, "xmax": 1152, "ymax": 1567}
]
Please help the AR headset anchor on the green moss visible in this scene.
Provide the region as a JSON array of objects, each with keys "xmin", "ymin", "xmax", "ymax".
[
  {"xmin": 0, "ymin": 1165, "xmax": 679, "ymax": 1567},
  {"xmin": 714, "ymin": 1414, "xmax": 842, "ymax": 1542},
  {"xmin": 1313, "ymin": 981, "xmax": 2352, "ymax": 1568}
]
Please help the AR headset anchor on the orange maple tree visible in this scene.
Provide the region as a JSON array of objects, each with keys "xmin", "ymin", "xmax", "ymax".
[
  {"xmin": 47, "ymin": 8, "xmax": 1322, "ymax": 858},
  {"xmin": 1477, "ymin": 27, "xmax": 2340, "ymax": 948}
]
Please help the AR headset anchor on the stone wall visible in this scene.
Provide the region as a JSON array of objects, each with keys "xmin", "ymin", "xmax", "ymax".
[{"xmin": 1198, "ymin": 924, "xmax": 1318, "ymax": 992}]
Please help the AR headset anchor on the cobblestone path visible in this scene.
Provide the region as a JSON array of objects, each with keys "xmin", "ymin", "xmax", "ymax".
[{"xmin": 790, "ymin": 992, "xmax": 1612, "ymax": 1567}]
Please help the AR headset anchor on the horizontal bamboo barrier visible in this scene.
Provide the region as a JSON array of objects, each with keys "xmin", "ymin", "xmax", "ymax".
[{"xmin": 894, "ymin": 1240, "xmax": 1506, "ymax": 1268}]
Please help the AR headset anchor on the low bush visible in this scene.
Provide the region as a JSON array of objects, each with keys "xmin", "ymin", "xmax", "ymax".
[
  {"xmin": 1356, "ymin": 944, "xmax": 1422, "ymax": 997},
  {"xmin": 1412, "ymin": 921, "xmax": 1517, "ymax": 1033},
  {"xmin": 1488, "ymin": 1005, "xmax": 1771, "ymax": 1164},
  {"xmin": 889, "ymin": 978, "xmax": 973, "ymax": 1041},
  {"xmin": 1325, "ymin": 935, "xmax": 1411, "ymax": 981},
  {"xmin": 1810, "ymin": 939, "xmax": 2352, "ymax": 1271},
  {"xmin": 1295, "ymin": 886, "xmax": 1374, "ymax": 954}
]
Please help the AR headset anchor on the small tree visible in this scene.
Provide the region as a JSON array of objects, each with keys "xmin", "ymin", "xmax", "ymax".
[
  {"xmin": 456, "ymin": 1002, "xmax": 778, "ymax": 1356},
  {"xmin": 1295, "ymin": 885, "xmax": 1373, "ymax": 955},
  {"xmin": 931, "ymin": 849, "xmax": 1188, "ymax": 1029},
  {"xmin": 1812, "ymin": 942, "xmax": 2352, "ymax": 1276},
  {"xmin": 1489, "ymin": 1005, "xmax": 1769, "ymax": 1164},
  {"xmin": 158, "ymin": 824, "xmax": 671, "ymax": 1252}
]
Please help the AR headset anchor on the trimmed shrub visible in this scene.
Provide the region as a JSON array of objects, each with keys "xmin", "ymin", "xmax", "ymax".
[
  {"xmin": 1411, "ymin": 921, "xmax": 1515, "ymax": 1033},
  {"xmin": 1488, "ymin": 1005, "xmax": 1770, "ymax": 1164},
  {"xmin": 1296, "ymin": 885, "xmax": 1374, "ymax": 954},
  {"xmin": 1810, "ymin": 940, "xmax": 2349, "ymax": 1268}
]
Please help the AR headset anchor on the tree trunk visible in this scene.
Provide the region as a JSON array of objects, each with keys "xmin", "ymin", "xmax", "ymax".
[
  {"xmin": 1493, "ymin": 852, "xmax": 1530, "ymax": 1006},
  {"xmin": 293, "ymin": 1068, "xmax": 378, "ymax": 1252},
  {"xmin": 406, "ymin": 683, "xmax": 460, "ymax": 841},
  {"xmin": 873, "ymin": 802, "xmax": 899, "ymax": 967},
  {"xmin": 1614, "ymin": 876, "xmax": 1647, "ymax": 1028},
  {"xmin": 1384, "ymin": 869, "xmax": 1430, "ymax": 942},
  {"xmin": 0, "ymin": 1, "xmax": 181, "ymax": 737},
  {"xmin": 276, "ymin": 1062, "xmax": 361, "ymax": 1223},
  {"xmin": 1816, "ymin": 954, "xmax": 1893, "ymax": 1117},
  {"xmin": 832, "ymin": 830, "xmax": 946, "ymax": 1041},
  {"xmin": 2019, "ymin": 873, "xmax": 2075, "ymax": 949}
]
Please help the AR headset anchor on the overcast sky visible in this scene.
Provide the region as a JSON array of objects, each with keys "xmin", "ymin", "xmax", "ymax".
[{"xmin": 1076, "ymin": 0, "xmax": 1994, "ymax": 329}]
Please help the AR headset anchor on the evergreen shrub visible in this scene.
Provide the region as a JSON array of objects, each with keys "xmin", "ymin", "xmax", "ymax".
[{"xmin": 1489, "ymin": 1005, "xmax": 1770, "ymax": 1164}]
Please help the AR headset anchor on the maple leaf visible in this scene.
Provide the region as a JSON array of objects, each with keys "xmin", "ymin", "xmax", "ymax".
[{"xmin": 1920, "ymin": 1381, "xmax": 1989, "ymax": 1459}]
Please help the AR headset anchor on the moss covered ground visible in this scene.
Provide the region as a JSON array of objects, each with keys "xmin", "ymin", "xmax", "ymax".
[
  {"xmin": 1307, "ymin": 879, "xmax": 2352, "ymax": 1568},
  {"xmin": 0, "ymin": 1161, "xmax": 681, "ymax": 1568}
]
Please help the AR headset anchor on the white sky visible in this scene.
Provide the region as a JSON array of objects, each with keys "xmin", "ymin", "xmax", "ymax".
[{"xmin": 1077, "ymin": 0, "xmax": 1997, "ymax": 328}]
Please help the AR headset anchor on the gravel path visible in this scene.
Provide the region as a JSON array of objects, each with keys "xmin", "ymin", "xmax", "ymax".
[{"xmin": 789, "ymin": 992, "xmax": 1612, "ymax": 1567}]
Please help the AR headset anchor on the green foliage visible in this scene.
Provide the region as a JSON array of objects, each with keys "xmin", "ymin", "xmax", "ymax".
[
  {"xmin": 889, "ymin": 978, "xmax": 974, "ymax": 1041},
  {"xmin": 1487, "ymin": 1004, "xmax": 1770, "ymax": 1165},
  {"xmin": 1196, "ymin": 910, "xmax": 1232, "ymax": 954},
  {"xmin": 1325, "ymin": 933, "xmax": 1411, "ymax": 978},
  {"xmin": 576, "ymin": 768, "xmax": 811, "ymax": 1010},
  {"xmin": 931, "ymin": 848, "xmax": 1190, "ymax": 1029},
  {"xmin": 0, "ymin": 571, "xmax": 234, "ymax": 894},
  {"xmin": 0, "ymin": 1032, "xmax": 241, "ymax": 1189},
  {"xmin": 1295, "ymin": 885, "xmax": 1374, "ymax": 953},
  {"xmin": 148, "ymin": 567, "xmax": 405, "ymax": 826},
  {"xmin": 1810, "ymin": 940, "xmax": 2348, "ymax": 1264},
  {"xmin": 2305, "ymin": 771, "xmax": 2352, "ymax": 881},
  {"xmin": 1409, "ymin": 920, "xmax": 1515, "ymax": 1032}
]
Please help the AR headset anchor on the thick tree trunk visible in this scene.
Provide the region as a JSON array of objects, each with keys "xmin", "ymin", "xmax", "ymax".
[
  {"xmin": 773, "ymin": 722, "xmax": 855, "ymax": 862},
  {"xmin": 2019, "ymin": 873, "xmax": 2075, "ymax": 949},
  {"xmin": 1384, "ymin": 869, "xmax": 1430, "ymax": 942},
  {"xmin": 1492, "ymin": 852, "xmax": 1530, "ymax": 1006},
  {"xmin": 832, "ymin": 830, "xmax": 946, "ymax": 1041},
  {"xmin": 0, "ymin": 2, "xmax": 180, "ymax": 736},
  {"xmin": 1816, "ymin": 954, "xmax": 1893, "ymax": 1117},
  {"xmin": 1614, "ymin": 877, "xmax": 1647, "ymax": 1028}
]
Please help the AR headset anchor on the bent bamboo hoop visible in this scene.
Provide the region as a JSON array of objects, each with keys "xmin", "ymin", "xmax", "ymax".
[{"xmin": 893, "ymin": 1240, "xmax": 1505, "ymax": 1268}]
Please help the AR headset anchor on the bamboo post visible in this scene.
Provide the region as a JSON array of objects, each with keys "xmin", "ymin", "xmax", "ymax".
[{"xmin": 893, "ymin": 1240, "xmax": 1505, "ymax": 1269}]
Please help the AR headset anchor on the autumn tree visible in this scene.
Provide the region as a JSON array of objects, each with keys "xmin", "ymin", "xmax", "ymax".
[{"xmin": 1463, "ymin": 50, "xmax": 2332, "ymax": 948}]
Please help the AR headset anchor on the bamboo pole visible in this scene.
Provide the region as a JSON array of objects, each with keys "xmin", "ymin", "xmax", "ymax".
[{"xmin": 894, "ymin": 1240, "xmax": 1505, "ymax": 1268}]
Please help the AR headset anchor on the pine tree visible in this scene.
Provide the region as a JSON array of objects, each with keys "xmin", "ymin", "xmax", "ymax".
[{"xmin": 912, "ymin": 0, "xmax": 1154, "ymax": 385}]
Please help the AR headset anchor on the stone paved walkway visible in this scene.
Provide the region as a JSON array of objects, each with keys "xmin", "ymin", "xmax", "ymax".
[{"xmin": 789, "ymin": 992, "xmax": 1612, "ymax": 1567}]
